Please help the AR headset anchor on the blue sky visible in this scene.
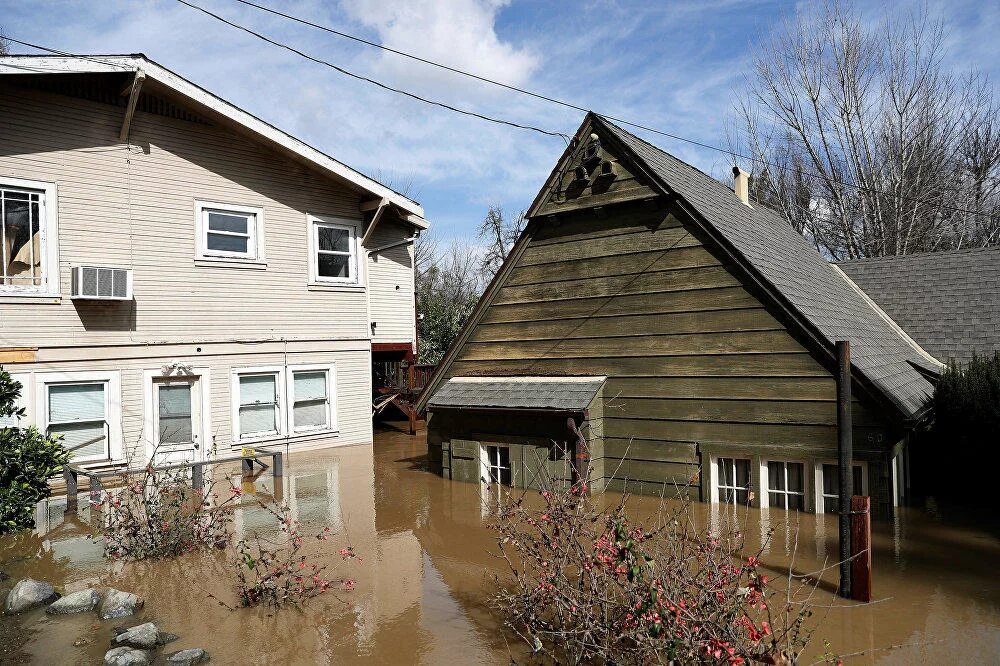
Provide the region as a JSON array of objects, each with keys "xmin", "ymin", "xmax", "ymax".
[{"xmin": 2, "ymin": 0, "xmax": 998, "ymax": 243}]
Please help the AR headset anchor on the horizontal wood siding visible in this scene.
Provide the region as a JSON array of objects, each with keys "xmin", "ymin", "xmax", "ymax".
[
  {"xmin": 366, "ymin": 220, "xmax": 415, "ymax": 344},
  {"xmin": 433, "ymin": 202, "xmax": 897, "ymax": 496},
  {"xmin": 0, "ymin": 83, "xmax": 413, "ymax": 347}
]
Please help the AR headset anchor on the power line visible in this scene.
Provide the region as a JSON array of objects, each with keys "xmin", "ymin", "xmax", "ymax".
[
  {"xmin": 0, "ymin": 35, "xmax": 134, "ymax": 72},
  {"xmin": 215, "ymin": 0, "xmax": 998, "ymax": 220},
  {"xmin": 174, "ymin": 0, "xmax": 569, "ymax": 141}
]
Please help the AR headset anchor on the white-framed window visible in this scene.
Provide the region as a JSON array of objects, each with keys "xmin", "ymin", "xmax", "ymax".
[
  {"xmin": 232, "ymin": 368, "xmax": 284, "ymax": 441},
  {"xmin": 715, "ymin": 457, "xmax": 751, "ymax": 504},
  {"xmin": 817, "ymin": 462, "xmax": 868, "ymax": 514},
  {"xmin": 1, "ymin": 177, "xmax": 59, "ymax": 296},
  {"xmin": 195, "ymin": 201, "xmax": 264, "ymax": 262},
  {"xmin": 36, "ymin": 370, "xmax": 123, "ymax": 464},
  {"xmin": 764, "ymin": 460, "xmax": 806, "ymax": 511},
  {"xmin": 286, "ymin": 364, "xmax": 337, "ymax": 433},
  {"xmin": 480, "ymin": 444, "xmax": 513, "ymax": 486},
  {"xmin": 308, "ymin": 215, "xmax": 360, "ymax": 285}
]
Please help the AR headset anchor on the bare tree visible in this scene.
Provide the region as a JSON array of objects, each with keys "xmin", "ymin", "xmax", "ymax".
[
  {"xmin": 414, "ymin": 235, "xmax": 484, "ymax": 364},
  {"xmin": 736, "ymin": 1, "xmax": 1000, "ymax": 259},
  {"xmin": 0, "ymin": 29, "xmax": 10, "ymax": 56},
  {"xmin": 477, "ymin": 204, "xmax": 525, "ymax": 280}
]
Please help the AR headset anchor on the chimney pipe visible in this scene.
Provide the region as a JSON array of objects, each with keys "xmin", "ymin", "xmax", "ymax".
[{"xmin": 732, "ymin": 166, "xmax": 751, "ymax": 207}]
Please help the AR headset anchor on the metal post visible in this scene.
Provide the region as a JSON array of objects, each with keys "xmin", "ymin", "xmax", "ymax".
[
  {"xmin": 850, "ymin": 495, "xmax": 872, "ymax": 602},
  {"xmin": 271, "ymin": 452, "xmax": 283, "ymax": 479},
  {"xmin": 836, "ymin": 340, "xmax": 853, "ymax": 599},
  {"xmin": 89, "ymin": 475, "xmax": 103, "ymax": 506},
  {"xmin": 191, "ymin": 463, "xmax": 204, "ymax": 492},
  {"xmin": 64, "ymin": 467, "xmax": 78, "ymax": 512}
]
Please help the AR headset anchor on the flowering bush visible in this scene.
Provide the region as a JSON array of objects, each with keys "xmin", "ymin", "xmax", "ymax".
[
  {"xmin": 96, "ymin": 464, "xmax": 235, "ymax": 561},
  {"xmin": 491, "ymin": 481, "xmax": 821, "ymax": 665},
  {"xmin": 231, "ymin": 501, "xmax": 357, "ymax": 608}
]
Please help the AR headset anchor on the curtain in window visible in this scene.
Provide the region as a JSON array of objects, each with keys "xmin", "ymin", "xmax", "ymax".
[
  {"xmin": 239, "ymin": 374, "xmax": 277, "ymax": 435},
  {"xmin": 293, "ymin": 371, "xmax": 328, "ymax": 430},
  {"xmin": 48, "ymin": 383, "xmax": 107, "ymax": 461},
  {"xmin": 2, "ymin": 189, "xmax": 43, "ymax": 287}
]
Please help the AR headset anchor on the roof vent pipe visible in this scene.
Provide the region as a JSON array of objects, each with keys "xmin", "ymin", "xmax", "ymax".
[{"xmin": 732, "ymin": 166, "xmax": 751, "ymax": 207}]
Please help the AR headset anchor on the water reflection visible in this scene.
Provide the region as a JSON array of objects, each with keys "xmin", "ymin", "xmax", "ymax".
[{"xmin": 1, "ymin": 426, "xmax": 998, "ymax": 664}]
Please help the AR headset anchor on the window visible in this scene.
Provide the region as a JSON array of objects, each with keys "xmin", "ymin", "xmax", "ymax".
[
  {"xmin": 290, "ymin": 369, "xmax": 332, "ymax": 432},
  {"xmin": 1, "ymin": 178, "xmax": 58, "ymax": 296},
  {"xmin": 717, "ymin": 457, "xmax": 751, "ymax": 504},
  {"xmin": 767, "ymin": 461, "xmax": 805, "ymax": 511},
  {"xmin": 482, "ymin": 445, "xmax": 512, "ymax": 486},
  {"xmin": 821, "ymin": 464, "xmax": 865, "ymax": 514},
  {"xmin": 196, "ymin": 201, "xmax": 263, "ymax": 262},
  {"xmin": 237, "ymin": 373, "xmax": 281, "ymax": 439},
  {"xmin": 158, "ymin": 384, "xmax": 193, "ymax": 444},
  {"xmin": 46, "ymin": 382, "xmax": 109, "ymax": 462},
  {"xmin": 310, "ymin": 216, "xmax": 358, "ymax": 284}
]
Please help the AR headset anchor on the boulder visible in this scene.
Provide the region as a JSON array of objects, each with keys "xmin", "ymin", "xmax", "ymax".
[
  {"xmin": 4, "ymin": 579, "xmax": 58, "ymax": 614},
  {"xmin": 100, "ymin": 589, "xmax": 144, "ymax": 620},
  {"xmin": 113, "ymin": 622, "xmax": 160, "ymax": 649},
  {"xmin": 104, "ymin": 647, "xmax": 149, "ymax": 666},
  {"xmin": 166, "ymin": 648, "xmax": 210, "ymax": 665},
  {"xmin": 46, "ymin": 588, "xmax": 100, "ymax": 614}
]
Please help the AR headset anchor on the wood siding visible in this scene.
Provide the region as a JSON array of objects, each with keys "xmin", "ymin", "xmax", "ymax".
[
  {"xmin": 366, "ymin": 220, "xmax": 415, "ymax": 345},
  {"xmin": 431, "ymin": 201, "xmax": 898, "ymax": 498}
]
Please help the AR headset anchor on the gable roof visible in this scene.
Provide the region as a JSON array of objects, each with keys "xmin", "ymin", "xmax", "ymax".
[
  {"xmin": 428, "ymin": 376, "xmax": 607, "ymax": 411},
  {"xmin": 837, "ymin": 246, "xmax": 1000, "ymax": 365},
  {"xmin": 0, "ymin": 53, "xmax": 426, "ymax": 224},
  {"xmin": 419, "ymin": 112, "xmax": 938, "ymax": 422}
]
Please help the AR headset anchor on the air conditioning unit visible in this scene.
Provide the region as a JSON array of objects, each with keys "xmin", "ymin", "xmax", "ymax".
[{"xmin": 71, "ymin": 266, "xmax": 133, "ymax": 300}]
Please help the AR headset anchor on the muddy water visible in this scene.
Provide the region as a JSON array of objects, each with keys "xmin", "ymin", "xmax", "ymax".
[{"xmin": 1, "ymin": 424, "xmax": 998, "ymax": 665}]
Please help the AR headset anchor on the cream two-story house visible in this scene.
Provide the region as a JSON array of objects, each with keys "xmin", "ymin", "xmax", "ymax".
[{"xmin": 0, "ymin": 54, "xmax": 426, "ymax": 467}]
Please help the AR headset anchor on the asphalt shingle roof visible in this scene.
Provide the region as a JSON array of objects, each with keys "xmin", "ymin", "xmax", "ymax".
[
  {"xmin": 428, "ymin": 376, "xmax": 607, "ymax": 411},
  {"xmin": 837, "ymin": 247, "xmax": 1000, "ymax": 365},
  {"xmin": 598, "ymin": 116, "xmax": 937, "ymax": 420}
]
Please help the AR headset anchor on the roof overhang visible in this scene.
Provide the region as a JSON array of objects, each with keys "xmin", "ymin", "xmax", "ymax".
[
  {"xmin": 427, "ymin": 376, "xmax": 607, "ymax": 412},
  {"xmin": 0, "ymin": 54, "xmax": 425, "ymax": 220}
]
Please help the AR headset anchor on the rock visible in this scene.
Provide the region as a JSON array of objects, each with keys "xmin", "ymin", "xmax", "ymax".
[
  {"xmin": 166, "ymin": 648, "xmax": 210, "ymax": 665},
  {"xmin": 113, "ymin": 622, "xmax": 160, "ymax": 649},
  {"xmin": 4, "ymin": 578, "xmax": 59, "ymax": 614},
  {"xmin": 104, "ymin": 647, "xmax": 149, "ymax": 666},
  {"xmin": 100, "ymin": 589, "xmax": 144, "ymax": 620},
  {"xmin": 158, "ymin": 631, "xmax": 180, "ymax": 646},
  {"xmin": 46, "ymin": 588, "xmax": 100, "ymax": 614}
]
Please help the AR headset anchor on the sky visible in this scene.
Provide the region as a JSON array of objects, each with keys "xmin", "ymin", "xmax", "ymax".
[{"xmin": 1, "ymin": 0, "xmax": 998, "ymax": 243}]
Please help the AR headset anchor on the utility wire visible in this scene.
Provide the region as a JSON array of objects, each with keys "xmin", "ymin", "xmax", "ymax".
[
  {"xmin": 0, "ymin": 35, "xmax": 133, "ymax": 71},
  {"xmin": 216, "ymin": 0, "xmax": 998, "ymax": 219},
  {"xmin": 174, "ymin": 0, "xmax": 569, "ymax": 140}
]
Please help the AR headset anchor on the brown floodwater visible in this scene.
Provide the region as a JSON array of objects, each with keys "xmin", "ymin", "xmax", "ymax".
[{"xmin": 1, "ymin": 423, "xmax": 998, "ymax": 665}]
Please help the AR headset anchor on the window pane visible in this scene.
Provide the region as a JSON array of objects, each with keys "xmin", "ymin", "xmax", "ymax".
[
  {"xmin": 718, "ymin": 458, "xmax": 732, "ymax": 486},
  {"xmin": 787, "ymin": 463, "xmax": 804, "ymax": 492},
  {"xmin": 239, "ymin": 404, "xmax": 276, "ymax": 435},
  {"xmin": 735, "ymin": 459, "xmax": 750, "ymax": 487},
  {"xmin": 787, "ymin": 493, "xmax": 805, "ymax": 511},
  {"xmin": 49, "ymin": 383, "xmax": 105, "ymax": 422},
  {"xmin": 823, "ymin": 464, "xmax": 838, "ymax": 496},
  {"xmin": 3, "ymin": 193, "xmax": 43, "ymax": 285},
  {"xmin": 317, "ymin": 226, "xmax": 350, "ymax": 252},
  {"xmin": 294, "ymin": 400, "xmax": 327, "ymax": 429},
  {"xmin": 207, "ymin": 232, "xmax": 249, "ymax": 254},
  {"xmin": 294, "ymin": 371, "xmax": 327, "ymax": 401},
  {"xmin": 768, "ymin": 461, "xmax": 785, "ymax": 490},
  {"xmin": 769, "ymin": 491, "xmax": 784, "ymax": 508},
  {"xmin": 853, "ymin": 466, "xmax": 864, "ymax": 493},
  {"xmin": 53, "ymin": 421, "xmax": 107, "ymax": 460},
  {"xmin": 207, "ymin": 212, "xmax": 249, "ymax": 234},
  {"xmin": 158, "ymin": 385, "xmax": 193, "ymax": 444},
  {"xmin": 317, "ymin": 253, "xmax": 350, "ymax": 278},
  {"xmin": 240, "ymin": 374, "xmax": 276, "ymax": 406}
]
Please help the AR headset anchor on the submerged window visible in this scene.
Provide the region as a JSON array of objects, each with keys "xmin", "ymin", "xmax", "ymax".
[
  {"xmin": 291, "ymin": 370, "xmax": 330, "ymax": 432},
  {"xmin": 311, "ymin": 217, "xmax": 358, "ymax": 284},
  {"xmin": 196, "ymin": 201, "xmax": 263, "ymax": 261},
  {"xmin": 46, "ymin": 382, "xmax": 109, "ymax": 462},
  {"xmin": 821, "ymin": 464, "xmax": 865, "ymax": 514},
  {"xmin": 483, "ymin": 445, "xmax": 512, "ymax": 487},
  {"xmin": 237, "ymin": 373, "xmax": 280, "ymax": 439},
  {"xmin": 767, "ymin": 461, "xmax": 805, "ymax": 511},
  {"xmin": 717, "ymin": 457, "xmax": 750, "ymax": 504}
]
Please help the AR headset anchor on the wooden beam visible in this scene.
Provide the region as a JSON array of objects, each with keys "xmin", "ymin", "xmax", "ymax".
[
  {"xmin": 359, "ymin": 198, "xmax": 384, "ymax": 212},
  {"xmin": 119, "ymin": 70, "xmax": 146, "ymax": 144},
  {"xmin": 361, "ymin": 198, "xmax": 389, "ymax": 246},
  {"xmin": 0, "ymin": 347, "xmax": 37, "ymax": 363}
]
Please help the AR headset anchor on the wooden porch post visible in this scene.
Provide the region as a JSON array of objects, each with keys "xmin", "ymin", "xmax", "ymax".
[{"xmin": 836, "ymin": 340, "xmax": 853, "ymax": 599}]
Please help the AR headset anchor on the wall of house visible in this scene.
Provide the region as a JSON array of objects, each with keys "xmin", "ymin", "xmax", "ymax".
[
  {"xmin": 428, "ymin": 199, "xmax": 901, "ymax": 513},
  {"xmin": 366, "ymin": 220, "xmax": 415, "ymax": 346},
  {"xmin": 0, "ymin": 80, "xmax": 411, "ymax": 347}
]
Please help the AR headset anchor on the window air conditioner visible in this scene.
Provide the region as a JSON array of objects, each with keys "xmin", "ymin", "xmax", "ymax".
[{"xmin": 71, "ymin": 266, "xmax": 133, "ymax": 300}]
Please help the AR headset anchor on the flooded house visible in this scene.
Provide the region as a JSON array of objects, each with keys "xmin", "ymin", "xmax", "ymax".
[
  {"xmin": 418, "ymin": 113, "xmax": 944, "ymax": 516},
  {"xmin": 0, "ymin": 54, "xmax": 426, "ymax": 467}
]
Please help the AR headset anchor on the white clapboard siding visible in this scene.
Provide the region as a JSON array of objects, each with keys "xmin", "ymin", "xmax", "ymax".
[
  {"xmin": 366, "ymin": 220, "xmax": 416, "ymax": 344},
  {"xmin": 0, "ymin": 83, "xmax": 418, "ymax": 347}
]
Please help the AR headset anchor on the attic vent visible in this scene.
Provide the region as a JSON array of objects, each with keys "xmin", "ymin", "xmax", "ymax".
[
  {"xmin": 71, "ymin": 266, "xmax": 133, "ymax": 300},
  {"xmin": 584, "ymin": 133, "xmax": 602, "ymax": 165}
]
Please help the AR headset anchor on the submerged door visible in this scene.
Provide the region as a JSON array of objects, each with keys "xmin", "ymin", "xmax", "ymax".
[{"xmin": 152, "ymin": 377, "xmax": 203, "ymax": 465}]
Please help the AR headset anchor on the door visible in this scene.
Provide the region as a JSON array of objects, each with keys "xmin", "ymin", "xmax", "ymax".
[{"xmin": 152, "ymin": 377, "xmax": 202, "ymax": 465}]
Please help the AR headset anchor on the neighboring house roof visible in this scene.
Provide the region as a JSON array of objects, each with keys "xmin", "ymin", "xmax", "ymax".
[
  {"xmin": 837, "ymin": 246, "xmax": 1000, "ymax": 365},
  {"xmin": 428, "ymin": 376, "xmax": 607, "ymax": 411},
  {"xmin": 0, "ymin": 53, "xmax": 427, "ymax": 225},
  {"xmin": 597, "ymin": 115, "xmax": 938, "ymax": 421}
]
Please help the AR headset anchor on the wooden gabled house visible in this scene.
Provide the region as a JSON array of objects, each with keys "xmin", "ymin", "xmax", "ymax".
[{"xmin": 417, "ymin": 113, "xmax": 942, "ymax": 516}]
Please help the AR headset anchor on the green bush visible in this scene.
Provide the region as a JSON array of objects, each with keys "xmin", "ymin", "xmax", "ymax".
[
  {"xmin": 0, "ymin": 368, "xmax": 69, "ymax": 533},
  {"xmin": 933, "ymin": 353, "xmax": 1000, "ymax": 445}
]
